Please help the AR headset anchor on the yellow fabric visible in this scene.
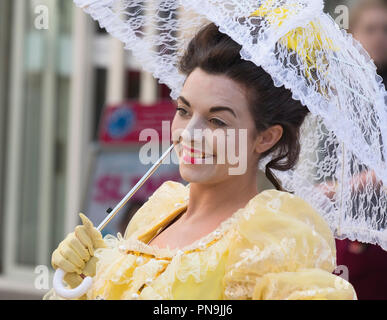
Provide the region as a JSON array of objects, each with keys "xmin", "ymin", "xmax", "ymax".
[
  {"xmin": 44, "ymin": 180, "xmax": 357, "ymax": 300},
  {"xmin": 250, "ymin": 1, "xmax": 339, "ymax": 95},
  {"xmin": 51, "ymin": 213, "xmax": 106, "ymax": 276}
]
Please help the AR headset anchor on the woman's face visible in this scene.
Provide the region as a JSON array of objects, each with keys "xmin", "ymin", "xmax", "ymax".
[
  {"xmin": 352, "ymin": 7, "xmax": 387, "ymax": 68},
  {"xmin": 171, "ymin": 67, "xmax": 260, "ymax": 184}
]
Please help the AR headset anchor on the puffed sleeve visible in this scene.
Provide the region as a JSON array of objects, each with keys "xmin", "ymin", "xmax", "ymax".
[
  {"xmin": 222, "ymin": 190, "xmax": 357, "ymax": 300},
  {"xmin": 123, "ymin": 180, "xmax": 189, "ymax": 240},
  {"xmin": 252, "ymin": 268, "xmax": 355, "ymax": 299}
]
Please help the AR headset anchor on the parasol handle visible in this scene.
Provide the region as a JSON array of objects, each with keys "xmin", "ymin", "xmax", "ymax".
[
  {"xmin": 53, "ymin": 269, "xmax": 93, "ymax": 299},
  {"xmin": 53, "ymin": 142, "xmax": 179, "ymax": 299}
]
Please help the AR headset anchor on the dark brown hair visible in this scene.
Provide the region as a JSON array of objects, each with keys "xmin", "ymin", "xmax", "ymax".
[{"xmin": 179, "ymin": 23, "xmax": 310, "ymax": 191}]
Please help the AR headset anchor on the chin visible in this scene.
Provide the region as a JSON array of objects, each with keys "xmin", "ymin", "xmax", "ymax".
[
  {"xmin": 179, "ymin": 165, "xmax": 210, "ymax": 183},
  {"xmin": 178, "ymin": 162, "xmax": 227, "ymax": 185}
]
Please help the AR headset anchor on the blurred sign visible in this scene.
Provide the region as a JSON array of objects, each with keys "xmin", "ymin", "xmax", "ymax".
[
  {"xmin": 85, "ymin": 150, "xmax": 183, "ymax": 237},
  {"xmin": 99, "ymin": 100, "xmax": 176, "ymax": 144}
]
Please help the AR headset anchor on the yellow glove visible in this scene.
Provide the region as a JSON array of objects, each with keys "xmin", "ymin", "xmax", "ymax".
[
  {"xmin": 63, "ymin": 256, "xmax": 99, "ymax": 289},
  {"xmin": 51, "ymin": 213, "xmax": 106, "ymax": 288}
]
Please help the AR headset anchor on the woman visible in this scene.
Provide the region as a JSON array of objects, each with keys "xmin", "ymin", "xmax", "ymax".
[{"xmin": 45, "ymin": 23, "xmax": 356, "ymax": 300}]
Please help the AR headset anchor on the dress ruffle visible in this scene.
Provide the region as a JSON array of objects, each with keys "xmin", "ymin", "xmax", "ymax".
[{"xmin": 44, "ymin": 181, "xmax": 356, "ymax": 300}]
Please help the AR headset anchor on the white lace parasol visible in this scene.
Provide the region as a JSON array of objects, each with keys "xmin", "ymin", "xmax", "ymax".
[{"xmin": 73, "ymin": 0, "xmax": 387, "ymax": 250}]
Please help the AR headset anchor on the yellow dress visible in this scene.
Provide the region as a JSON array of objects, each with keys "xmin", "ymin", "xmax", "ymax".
[{"xmin": 46, "ymin": 180, "xmax": 357, "ymax": 300}]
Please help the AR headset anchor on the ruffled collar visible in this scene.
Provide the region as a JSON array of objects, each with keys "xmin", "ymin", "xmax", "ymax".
[
  {"xmin": 118, "ymin": 202, "xmax": 241, "ymax": 258},
  {"xmin": 124, "ymin": 183, "xmax": 278, "ymax": 257}
]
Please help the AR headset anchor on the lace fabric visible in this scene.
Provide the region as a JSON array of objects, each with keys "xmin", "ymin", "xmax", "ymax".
[
  {"xmin": 91, "ymin": 181, "xmax": 240, "ymax": 299},
  {"xmin": 73, "ymin": 0, "xmax": 387, "ymax": 250},
  {"xmin": 44, "ymin": 181, "xmax": 356, "ymax": 300}
]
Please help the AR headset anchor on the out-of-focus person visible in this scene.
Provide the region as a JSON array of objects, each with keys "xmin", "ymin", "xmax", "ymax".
[
  {"xmin": 335, "ymin": 0, "xmax": 387, "ymax": 300},
  {"xmin": 349, "ymin": 0, "xmax": 387, "ymax": 79}
]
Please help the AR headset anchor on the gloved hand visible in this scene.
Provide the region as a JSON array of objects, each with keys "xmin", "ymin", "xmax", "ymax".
[
  {"xmin": 51, "ymin": 213, "xmax": 106, "ymax": 288},
  {"xmin": 63, "ymin": 256, "xmax": 99, "ymax": 289}
]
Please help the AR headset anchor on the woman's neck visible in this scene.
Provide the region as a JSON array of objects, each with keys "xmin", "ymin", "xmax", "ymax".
[{"xmin": 183, "ymin": 173, "xmax": 259, "ymax": 223}]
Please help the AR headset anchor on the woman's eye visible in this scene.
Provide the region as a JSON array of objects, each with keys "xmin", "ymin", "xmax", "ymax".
[
  {"xmin": 176, "ymin": 107, "xmax": 188, "ymax": 116},
  {"xmin": 209, "ymin": 118, "xmax": 227, "ymax": 127}
]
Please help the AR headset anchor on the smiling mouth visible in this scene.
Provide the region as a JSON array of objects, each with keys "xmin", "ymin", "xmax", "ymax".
[
  {"xmin": 180, "ymin": 142, "xmax": 213, "ymax": 159},
  {"xmin": 182, "ymin": 148, "xmax": 213, "ymax": 159},
  {"xmin": 179, "ymin": 142, "xmax": 214, "ymax": 163}
]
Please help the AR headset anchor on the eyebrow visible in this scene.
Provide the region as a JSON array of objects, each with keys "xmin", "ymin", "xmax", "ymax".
[{"xmin": 177, "ymin": 96, "xmax": 237, "ymax": 118}]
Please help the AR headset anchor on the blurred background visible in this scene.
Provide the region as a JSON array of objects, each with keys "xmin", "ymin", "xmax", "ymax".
[{"xmin": 0, "ymin": 0, "xmax": 385, "ymax": 299}]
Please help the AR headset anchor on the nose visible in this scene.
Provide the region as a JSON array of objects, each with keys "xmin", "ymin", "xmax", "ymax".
[
  {"xmin": 172, "ymin": 115, "xmax": 218, "ymax": 155},
  {"xmin": 180, "ymin": 116, "xmax": 209, "ymax": 146},
  {"xmin": 172, "ymin": 115, "xmax": 211, "ymax": 150}
]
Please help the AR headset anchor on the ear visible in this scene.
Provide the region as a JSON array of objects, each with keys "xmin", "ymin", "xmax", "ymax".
[{"xmin": 254, "ymin": 125, "xmax": 283, "ymax": 154}]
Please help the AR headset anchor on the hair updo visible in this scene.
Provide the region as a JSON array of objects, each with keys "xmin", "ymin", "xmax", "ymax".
[{"xmin": 179, "ymin": 23, "xmax": 310, "ymax": 191}]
